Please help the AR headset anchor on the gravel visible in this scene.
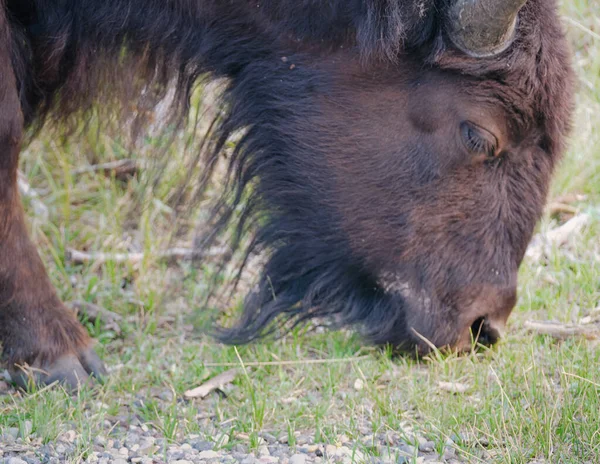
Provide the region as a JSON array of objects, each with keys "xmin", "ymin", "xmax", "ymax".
[
  {"xmin": 0, "ymin": 422, "xmax": 471, "ymax": 464},
  {"xmin": 0, "ymin": 370, "xmax": 475, "ymax": 464}
]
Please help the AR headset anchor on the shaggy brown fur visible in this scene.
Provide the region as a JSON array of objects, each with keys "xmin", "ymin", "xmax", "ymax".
[{"xmin": 0, "ymin": 0, "xmax": 574, "ymax": 387}]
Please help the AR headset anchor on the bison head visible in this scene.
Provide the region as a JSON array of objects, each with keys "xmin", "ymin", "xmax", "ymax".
[{"xmin": 213, "ymin": 0, "xmax": 574, "ymax": 353}]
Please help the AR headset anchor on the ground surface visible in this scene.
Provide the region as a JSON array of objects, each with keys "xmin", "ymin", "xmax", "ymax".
[{"xmin": 1, "ymin": 2, "xmax": 600, "ymax": 463}]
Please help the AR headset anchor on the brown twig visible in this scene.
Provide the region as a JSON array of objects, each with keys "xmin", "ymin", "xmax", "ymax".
[
  {"xmin": 66, "ymin": 247, "xmax": 225, "ymax": 265},
  {"xmin": 73, "ymin": 159, "xmax": 140, "ymax": 181},
  {"xmin": 69, "ymin": 300, "xmax": 123, "ymax": 334},
  {"xmin": 526, "ymin": 213, "xmax": 591, "ymax": 262},
  {"xmin": 524, "ymin": 320, "xmax": 600, "ymax": 340}
]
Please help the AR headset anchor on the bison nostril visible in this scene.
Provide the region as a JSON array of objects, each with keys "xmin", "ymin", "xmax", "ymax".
[{"xmin": 470, "ymin": 317, "xmax": 501, "ymax": 346}]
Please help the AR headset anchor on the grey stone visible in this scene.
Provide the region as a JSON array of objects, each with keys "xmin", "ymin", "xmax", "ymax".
[
  {"xmin": 232, "ymin": 444, "xmax": 247, "ymax": 454},
  {"xmin": 259, "ymin": 457, "xmax": 279, "ymax": 464},
  {"xmin": 0, "ymin": 434, "xmax": 15, "ymax": 445},
  {"xmin": 158, "ymin": 390, "xmax": 175, "ymax": 401},
  {"xmin": 124, "ymin": 432, "xmax": 140, "ymax": 447},
  {"xmin": 167, "ymin": 450, "xmax": 186, "ymax": 461},
  {"xmin": 397, "ymin": 444, "xmax": 417, "ymax": 457},
  {"xmin": 7, "ymin": 458, "xmax": 27, "ymax": 464},
  {"xmin": 418, "ymin": 441, "xmax": 436, "ymax": 453},
  {"xmin": 295, "ymin": 436, "xmax": 310, "ymax": 446},
  {"xmin": 138, "ymin": 437, "xmax": 156, "ymax": 452},
  {"xmin": 21, "ymin": 421, "xmax": 33, "ymax": 438},
  {"xmin": 260, "ymin": 433, "xmax": 277, "ymax": 444},
  {"xmin": 23, "ymin": 457, "xmax": 41, "ymax": 464},
  {"xmin": 198, "ymin": 450, "xmax": 220, "ymax": 460},
  {"xmin": 289, "ymin": 454, "xmax": 306, "ymax": 464},
  {"xmin": 443, "ymin": 447, "xmax": 456, "ymax": 459},
  {"xmin": 269, "ymin": 447, "xmax": 288, "ymax": 458},
  {"xmin": 191, "ymin": 439, "xmax": 214, "ymax": 452}
]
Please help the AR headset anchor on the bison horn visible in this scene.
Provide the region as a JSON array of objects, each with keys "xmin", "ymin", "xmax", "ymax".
[{"xmin": 446, "ymin": 0, "xmax": 528, "ymax": 57}]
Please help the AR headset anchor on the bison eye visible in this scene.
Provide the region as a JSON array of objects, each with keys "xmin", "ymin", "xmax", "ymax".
[{"xmin": 461, "ymin": 122, "xmax": 498, "ymax": 158}]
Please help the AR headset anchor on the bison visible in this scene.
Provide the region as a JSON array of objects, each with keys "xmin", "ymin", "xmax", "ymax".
[{"xmin": 0, "ymin": 0, "xmax": 574, "ymax": 389}]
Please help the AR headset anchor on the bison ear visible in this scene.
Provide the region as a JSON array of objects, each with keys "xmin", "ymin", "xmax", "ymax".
[{"xmin": 446, "ymin": 0, "xmax": 528, "ymax": 58}]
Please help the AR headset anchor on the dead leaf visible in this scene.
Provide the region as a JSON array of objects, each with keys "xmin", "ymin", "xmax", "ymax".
[
  {"xmin": 17, "ymin": 173, "xmax": 49, "ymax": 222},
  {"xmin": 438, "ymin": 381, "xmax": 470, "ymax": 394},
  {"xmin": 526, "ymin": 214, "xmax": 591, "ymax": 262},
  {"xmin": 184, "ymin": 369, "xmax": 238, "ymax": 399}
]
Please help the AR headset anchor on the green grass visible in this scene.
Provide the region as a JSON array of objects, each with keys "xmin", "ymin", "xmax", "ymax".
[{"xmin": 2, "ymin": 2, "xmax": 600, "ymax": 463}]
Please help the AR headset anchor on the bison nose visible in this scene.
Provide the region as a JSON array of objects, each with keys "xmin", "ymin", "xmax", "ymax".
[
  {"xmin": 470, "ymin": 316, "xmax": 505, "ymax": 346},
  {"xmin": 455, "ymin": 315, "xmax": 507, "ymax": 351},
  {"xmin": 457, "ymin": 284, "xmax": 517, "ymax": 350}
]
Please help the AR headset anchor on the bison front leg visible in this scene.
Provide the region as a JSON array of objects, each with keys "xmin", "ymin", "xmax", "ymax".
[
  {"xmin": 0, "ymin": 16, "xmax": 105, "ymax": 390},
  {"xmin": 0, "ymin": 208, "xmax": 107, "ymax": 389}
]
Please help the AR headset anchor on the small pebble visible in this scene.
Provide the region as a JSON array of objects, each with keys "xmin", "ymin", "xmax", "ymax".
[
  {"xmin": 289, "ymin": 454, "xmax": 306, "ymax": 464},
  {"xmin": 397, "ymin": 444, "xmax": 417, "ymax": 457},
  {"xmin": 259, "ymin": 457, "xmax": 279, "ymax": 464},
  {"xmin": 418, "ymin": 441, "xmax": 435, "ymax": 453},
  {"xmin": 444, "ymin": 447, "xmax": 457, "ymax": 459},
  {"xmin": 8, "ymin": 458, "xmax": 27, "ymax": 464},
  {"xmin": 60, "ymin": 430, "xmax": 77, "ymax": 443},
  {"xmin": 261, "ymin": 433, "xmax": 277, "ymax": 444},
  {"xmin": 198, "ymin": 450, "xmax": 220, "ymax": 460},
  {"xmin": 295, "ymin": 436, "xmax": 310, "ymax": 446},
  {"xmin": 191, "ymin": 439, "xmax": 213, "ymax": 452}
]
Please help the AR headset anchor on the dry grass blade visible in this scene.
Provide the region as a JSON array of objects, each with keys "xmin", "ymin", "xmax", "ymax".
[
  {"xmin": 524, "ymin": 320, "xmax": 600, "ymax": 340},
  {"xmin": 201, "ymin": 355, "xmax": 370, "ymax": 368},
  {"xmin": 546, "ymin": 202, "xmax": 579, "ymax": 216},
  {"xmin": 184, "ymin": 369, "xmax": 238, "ymax": 399}
]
